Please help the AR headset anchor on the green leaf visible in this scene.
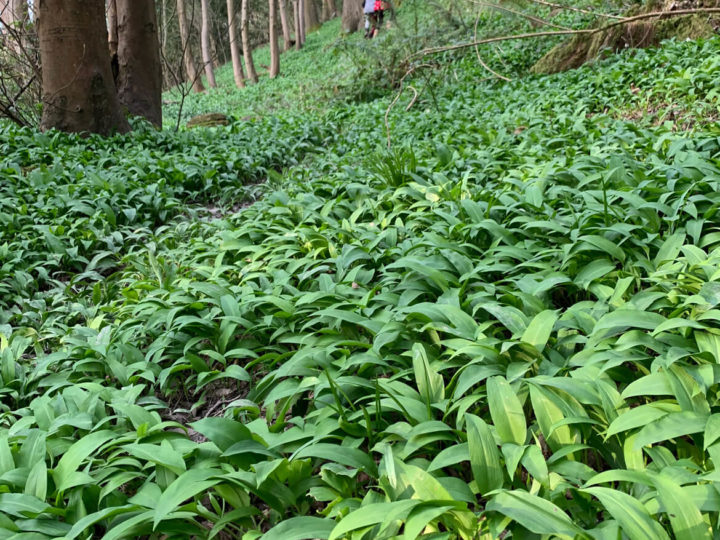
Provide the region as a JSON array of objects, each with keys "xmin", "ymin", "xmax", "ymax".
[
  {"xmin": 190, "ymin": 417, "xmax": 252, "ymax": 451},
  {"xmin": 52, "ymin": 430, "xmax": 116, "ymax": 493},
  {"xmin": 412, "ymin": 343, "xmax": 444, "ymax": 405},
  {"xmin": 262, "ymin": 516, "xmax": 334, "ymax": 540},
  {"xmin": 328, "ymin": 501, "xmax": 418, "ymax": 540},
  {"xmin": 521, "ymin": 310, "xmax": 558, "ymax": 351},
  {"xmin": 153, "ymin": 468, "xmax": 222, "ymax": 528},
  {"xmin": 466, "ymin": 414, "xmax": 503, "ymax": 495},
  {"xmin": 653, "ymin": 474, "xmax": 710, "ymax": 540},
  {"xmin": 487, "ymin": 376, "xmax": 526, "ymax": 445},
  {"xmin": 486, "ymin": 490, "xmax": 585, "ymax": 537},
  {"xmin": 592, "ymin": 309, "xmax": 666, "ymax": 338},
  {"xmin": 633, "ymin": 411, "xmax": 707, "ymax": 449},
  {"xmin": 582, "ymin": 487, "xmax": 670, "ymax": 540}
]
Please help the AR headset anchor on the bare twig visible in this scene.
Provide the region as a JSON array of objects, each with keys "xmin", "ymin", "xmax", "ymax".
[
  {"xmin": 385, "ymin": 62, "xmax": 435, "ymax": 148},
  {"xmin": 473, "ymin": 11, "xmax": 510, "ymax": 81}
]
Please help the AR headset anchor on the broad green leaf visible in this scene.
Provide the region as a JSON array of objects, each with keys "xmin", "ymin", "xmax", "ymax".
[
  {"xmin": 582, "ymin": 487, "xmax": 670, "ymax": 540},
  {"xmin": 486, "ymin": 490, "xmax": 585, "ymax": 537},
  {"xmin": 487, "ymin": 376, "xmax": 526, "ymax": 445},
  {"xmin": 53, "ymin": 430, "xmax": 116, "ymax": 492},
  {"xmin": 190, "ymin": 417, "xmax": 252, "ymax": 451},
  {"xmin": 262, "ymin": 516, "xmax": 334, "ymax": 540},
  {"xmin": 654, "ymin": 474, "xmax": 710, "ymax": 540},
  {"xmin": 633, "ymin": 411, "xmax": 707, "ymax": 449},
  {"xmin": 412, "ymin": 343, "xmax": 444, "ymax": 405},
  {"xmin": 521, "ymin": 310, "xmax": 558, "ymax": 352},
  {"xmin": 466, "ymin": 414, "xmax": 503, "ymax": 495},
  {"xmin": 328, "ymin": 501, "xmax": 418, "ymax": 540},
  {"xmin": 153, "ymin": 468, "xmax": 222, "ymax": 528}
]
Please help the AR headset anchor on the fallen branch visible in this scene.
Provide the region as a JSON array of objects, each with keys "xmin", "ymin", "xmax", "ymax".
[
  {"xmin": 412, "ymin": 7, "xmax": 720, "ymax": 59},
  {"xmin": 525, "ymin": 0, "xmax": 625, "ymax": 20},
  {"xmin": 467, "ymin": 0, "xmax": 572, "ymax": 31}
]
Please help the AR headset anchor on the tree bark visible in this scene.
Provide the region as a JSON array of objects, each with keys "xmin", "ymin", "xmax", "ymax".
[
  {"xmin": 341, "ymin": 0, "xmax": 363, "ymax": 33},
  {"xmin": 240, "ymin": 0, "xmax": 258, "ymax": 83},
  {"xmin": 37, "ymin": 0, "xmax": 129, "ymax": 135},
  {"xmin": 303, "ymin": 0, "xmax": 319, "ymax": 33},
  {"xmin": 297, "ymin": 0, "xmax": 306, "ymax": 46},
  {"xmin": 115, "ymin": 0, "xmax": 162, "ymax": 126},
  {"xmin": 200, "ymin": 0, "xmax": 216, "ymax": 87},
  {"xmin": 107, "ymin": 0, "xmax": 118, "ymax": 59},
  {"xmin": 269, "ymin": 0, "xmax": 279, "ymax": 78},
  {"xmin": 176, "ymin": 0, "xmax": 205, "ymax": 92},
  {"xmin": 226, "ymin": 0, "xmax": 246, "ymax": 88},
  {"xmin": 278, "ymin": 0, "xmax": 292, "ymax": 51},
  {"xmin": 293, "ymin": 0, "xmax": 301, "ymax": 49}
]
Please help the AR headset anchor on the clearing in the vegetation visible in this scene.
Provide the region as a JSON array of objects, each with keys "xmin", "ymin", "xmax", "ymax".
[{"xmin": 2, "ymin": 3, "xmax": 720, "ymax": 539}]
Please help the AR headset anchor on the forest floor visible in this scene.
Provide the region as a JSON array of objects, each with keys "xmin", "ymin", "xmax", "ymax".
[{"xmin": 2, "ymin": 2, "xmax": 720, "ymax": 539}]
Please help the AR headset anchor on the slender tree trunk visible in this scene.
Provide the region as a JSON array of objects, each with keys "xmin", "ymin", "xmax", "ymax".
[
  {"xmin": 298, "ymin": 0, "xmax": 306, "ymax": 45},
  {"xmin": 177, "ymin": 0, "xmax": 205, "ymax": 93},
  {"xmin": 240, "ymin": 0, "xmax": 258, "ymax": 83},
  {"xmin": 303, "ymin": 0, "xmax": 319, "ymax": 33},
  {"xmin": 115, "ymin": 0, "xmax": 162, "ymax": 126},
  {"xmin": 341, "ymin": 0, "xmax": 362, "ymax": 33},
  {"xmin": 200, "ymin": 0, "xmax": 216, "ymax": 87},
  {"xmin": 278, "ymin": 0, "xmax": 292, "ymax": 51},
  {"xmin": 160, "ymin": 0, "xmax": 168, "ymax": 55},
  {"xmin": 269, "ymin": 0, "xmax": 279, "ymax": 78},
  {"xmin": 293, "ymin": 0, "xmax": 302, "ymax": 49},
  {"xmin": 226, "ymin": 0, "xmax": 246, "ymax": 88},
  {"xmin": 37, "ymin": 0, "xmax": 129, "ymax": 134}
]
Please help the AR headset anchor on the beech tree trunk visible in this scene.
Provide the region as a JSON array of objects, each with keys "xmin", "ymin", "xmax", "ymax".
[
  {"xmin": 37, "ymin": 0, "xmax": 129, "ymax": 135},
  {"xmin": 278, "ymin": 0, "xmax": 292, "ymax": 51},
  {"xmin": 341, "ymin": 0, "xmax": 362, "ymax": 33},
  {"xmin": 200, "ymin": 0, "xmax": 216, "ymax": 87},
  {"xmin": 296, "ymin": 0, "xmax": 305, "ymax": 47},
  {"xmin": 321, "ymin": 0, "xmax": 335, "ymax": 21},
  {"xmin": 240, "ymin": 0, "xmax": 258, "ymax": 83},
  {"xmin": 293, "ymin": 0, "xmax": 300, "ymax": 49},
  {"xmin": 176, "ymin": 0, "xmax": 205, "ymax": 93},
  {"xmin": 226, "ymin": 0, "xmax": 246, "ymax": 88},
  {"xmin": 303, "ymin": 0, "xmax": 319, "ymax": 33},
  {"xmin": 269, "ymin": 0, "xmax": 279, "ymax": 78},
  {"xmin": 115, "ymin": 0, "xmax": 162, "ymax": 126},
  {"xmin": 107, "ymin": 0, "xmax": 118, "ymax": 59}
]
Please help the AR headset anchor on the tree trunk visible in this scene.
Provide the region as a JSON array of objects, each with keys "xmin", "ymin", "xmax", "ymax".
[
  {"xmin": 341, "ymin": 0, "xmax": 362, "ymax": 33},
  {"xmin": 115, "ymin": 0, "xmax": 162, "ymax": 126},
  {"xmin": 269, "ymin": 0, "xmax": 279, "ymax": 78},
  {"xmin": 160, "ymin": 0, "xmax": 168, "ymax": 55},
  {"xmin": 293, "ymin": 0, "xmax": 301, "ymax": 49},
  {"xmin": 303, "ymin": 0, "xmax": 319, "ymax": 33},
  {"xmin": 226, "ymin": 0, "xmax": 246, "ymax": 88},
  {"xmin": 200, "ymin": 0, "xmax": 216, "ymax": 87},
  {"xmin": 297, "ymin": 0, "xmax": 306, "ymax": 46},
  {"xmin": 278, "ymin": 0, "xmax": 292, "ymax": 51},
  {"xmin": 107, "ymin": 0, "xmax": 118, "ymax": 59},
  {"xmin": 176, "ymin": 0, "xmax": 205, "ymax": 92},
  {"xmin": 37, "ymin": 0, "xmax": 129, "ymax": 135},
  {"xmin": 240, "ymin": 0, "xmax": 258, "ymax": 83}
]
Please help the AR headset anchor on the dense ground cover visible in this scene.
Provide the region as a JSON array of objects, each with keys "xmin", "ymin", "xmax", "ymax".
[{"xmin": 2, "ymin": 3, "xmax": 720, "ymax": 538}]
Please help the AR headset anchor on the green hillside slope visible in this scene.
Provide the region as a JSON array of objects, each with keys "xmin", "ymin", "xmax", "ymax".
[{"xmin": 1, "ymin": 6, "xmax": 720, "ymax": 538}]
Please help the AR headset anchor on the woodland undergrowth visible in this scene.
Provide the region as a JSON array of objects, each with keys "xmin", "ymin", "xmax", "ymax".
[{"xmin": 1, "ymin": 2, "xmax": 720, "ymax": 538}]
